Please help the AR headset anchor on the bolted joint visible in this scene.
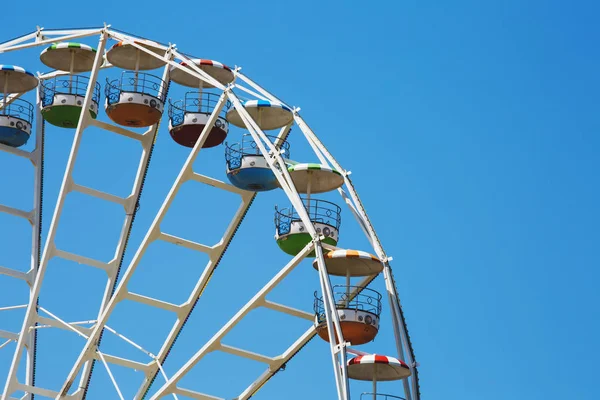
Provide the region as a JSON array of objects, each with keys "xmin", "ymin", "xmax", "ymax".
[
  {"xmin": 225, "ymin": 83, "xmax": 236, "ymax": 93},
  {"xmin": 35, "ymin": 26, "xmax": 44, "ymax": 41},
  {"xmin": 334, "ymin": 341, "xmax": 351, "ymax": 353},
  {"xmin": 311, "ymin": 234, "xmax": 326, "ymax": 244}
]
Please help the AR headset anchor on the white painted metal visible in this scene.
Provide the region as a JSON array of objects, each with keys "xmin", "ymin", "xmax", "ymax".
[
  {"xmin": 232, "ymin": 274, "xmax": 375, "ymax": 400},
  {"xmin": 148, "ymin": 240, "xmax": 316, "ymax": 398},
  {"xmin": 25, "ymin": 91, "xmax": 44, "ymax": 397},
  {"xmin": 96, "ymin": 351, "xmax": 125, "ymax": 400},
  {"xmin": 132, "ymin": 122, "xmax": 295, "ymax": 399},
  {"xmin": 0, "ymin": 93, "xmax": 24, "ymax": 112},
  {"xmin": 173, "ymin": 387, "xmax": 222, "ymax": 400},
  {"xmin": 106, "ymin": 31, "xmax": 224, "ymax": 91},
  {"xmin": 141, "ymin": 91, "xmax": 353, "ymax": 400},
  {"xmin": 234, "ymin": 71, "xmax": 289, "ymax": 107},
  {"xmin": 0, "ymin": 85, "xmax": 45, "ymax": 400},
  {"xmin": 293, "ymin": 113, "xmax": 420, "ymax": 400},
  {"xmin": 155, "ymin": 272, "xmax": 376, "ymax": 400},
  {"xmin": 0, "ymin": 30, "xmax": 105, "ymax": 54},
  {"xmin": 226, "ymin": 91, "xmax": 352, "ymax": 400},
  {"xmin": 0, "ymin": 30, "xmax": 40, "ymax": 50},
  {"xmin": 76, "ymin": 45, "xmax": 175, "ymax": 400},
  {"xmin": 1, "ymin": 28, "xmax": 170, "ymax": 400},
  {"xmin": 1, "ymin": 25, "xmax": 419, "ymax": 400},
  {"xmin": 59, "ymin": 42, "xmax": 397, "ymax": 400},
  {"xmin": 0, "ymin": 142, "xmax": 30, "ymax": 160},
  {"xmin": 56, "ymin": 99, "xmax": 301, "ymax": 400},
  {"xmin": 56, "ymin": 90, "xmax": 236, "ymax": 397},
  {"xmin": 2, "ymin": 31, "xmax": 107, "ymax": 400}
]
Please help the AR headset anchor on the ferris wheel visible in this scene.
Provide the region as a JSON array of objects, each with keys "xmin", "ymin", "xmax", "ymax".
[{"xmin": 0, "ymin": 26, "xmax": 420, "ymax": 400}]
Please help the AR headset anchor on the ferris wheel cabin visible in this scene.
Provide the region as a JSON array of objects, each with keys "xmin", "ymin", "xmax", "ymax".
[
  {"xmin": 225, "ymin": 133, "xmax": 291, "ymax": 191},
  {"xmin": 274, "ymin": 197, "xmax": 341, "ymax": 256},
  {"xmin": 39, "ymin": 43, "xmax": 100, "ymax": 128},
  {"xmin": 274, "ymin": 163, "xmax": 344, "ymax": 255},
  {"xmin": 223, "ymin": 99, "xmax": 297, "ymax": 191},
  {"xmin": 168, "ymin": 92, "xmax": 230, "ymax": 148},
  {"xmin": 0, "ymin": 65, "xmax": 38, "ymax": 147},
  {"xmin": 168, "ymin": 59, "xmax": 235, "ymax": 148},
  {"xmin": 104, "ymin": 41, "xmax": 167, "ymax": 127},
  {"xmin": 312, "ymin": 250, "xmax": 384, "ymax": 345},
  {"xmin": 314, "ymin": 285, "xmax": 382, "ymax": 345}
]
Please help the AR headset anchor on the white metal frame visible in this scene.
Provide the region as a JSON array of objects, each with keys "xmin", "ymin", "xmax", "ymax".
[
  {"xmin": 225, "ymin": 91, "xmax": 353, "ymax": 399},
  {"xmin": 0, "ymin": 84, "xmax": 45, "ymax": 400},
  {"xmin": 1, "ymin": 28, "xmax": 172, "ymax": 400},
  {"xmin": 145, "ymin": 83, "xmax": 422, "ymax": 399},
  {"xmin": 56, "ymin": 89, "xmax": 253, "ymax": 399},
  {"xmin": 58, "ymin": 85, "xmax": 355, "ymax": 400},
  {"xmin": 0, "ymin": 26, "xmax": 420, "ymax": 400},
  {"xmin": 291, "ymin": 113, "xmax": 420, "ymax": 398}
]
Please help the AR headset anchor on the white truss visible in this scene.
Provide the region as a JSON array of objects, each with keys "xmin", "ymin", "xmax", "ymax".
[
  {"xmin": 56, "ymin": 89, "xmax": 259, "ymax": 399},
  {"xmin": 1, "ymin": 28, "xmax": 170, "ymax": 399},
  {"xmin": 0, "ymin": 84, "xmax": 45, "ymax": 400},
  {"xmin": 292, "ymin": 113, "xmax": 421, "ymax": 398},
  {"xmin": 0, "ymin": 26, "xmax": 420, "ymax": 400},
  {"xmin": 147, "ymin": 88, "xmax": 422, "ymax": 399}
]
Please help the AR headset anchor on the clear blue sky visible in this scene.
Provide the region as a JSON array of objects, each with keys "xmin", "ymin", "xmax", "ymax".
[{"xmin": 1, "ymin": 0, "xmax": 599, "ymax": 399}]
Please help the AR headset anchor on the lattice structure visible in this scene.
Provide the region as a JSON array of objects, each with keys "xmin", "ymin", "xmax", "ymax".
[
  {"xmin": 0, "ymin": 26, "xmax": 420, "ymax": 400},
  {"xmin": 0, "ymin": 81, "xmax": 44, "ymax": 400}
]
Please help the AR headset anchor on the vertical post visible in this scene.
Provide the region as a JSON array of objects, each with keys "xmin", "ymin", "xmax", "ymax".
[
  {"xmin": 56, "ymin": 90, "xmax": 229, "ymax": 398},
  {"xmin": 134, "ymin": 49, "xmax": 140, "ymax": 91},
  {"xmin": 315, "ymin": 242, "xmax": 348, "ymax": 399},
  {"xmin": 346, "ymin": 270, "xmax": 351, "ymax": 307},
  {"xmin": 22, "ymin": 82, "xmax": 46, "ymax": 400},
  {"xmin": 198, "ymin": 81, "xmax": 203, "ymax": 111},
  {"xmin": 76, "ymin": 46, "xmax": 174, "ymax": 397},
  {"xmin": 1, "ymin": 30, "xmax": 108, "ymax": 400},
  {"xmin": 2, "ymin": 75, "xmax": 7, "ymax": 113},
  {"xmin": 135, "ymin": 121, "xmax": 294, "ymax": 400},
  {"xmin": 69, "ymin": 50, "xmax": 74, "ymax": 94},
  {"xmin": 373, "ymin": 364, "xmax": 377, "ymax": 400},
  {"xmin": 383, "ymin": 267, "xmax": 414, "ymax": 400},
  {"xmin": 317, "ymin": 240, "xmax": 352, "ymax": 400},
  {"xmin": 226, "ymin": 92, "xmax": 350, "ymax": 400},
  {"xmin": 293, "ymin": 112, "xmax": 419, "ymax": 400},
  {"xmin": 306, "ymin": 173, "xmax": 312, "ymax": 214}
]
